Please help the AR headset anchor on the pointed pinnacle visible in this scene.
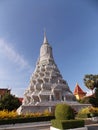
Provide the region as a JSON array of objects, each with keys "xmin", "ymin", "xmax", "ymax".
[{"xmin": 43, "ymin": 31, "xmax": 48, "ymax": 44}]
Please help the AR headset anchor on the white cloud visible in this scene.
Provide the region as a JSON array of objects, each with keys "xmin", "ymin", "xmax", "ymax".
[
  {"xmin": 0, "ymin": 38, "xmax": 31, "ymax": 71},
  {"xmin": 0, "ymin": 38, "xmax": 34, "ymax": 97}
]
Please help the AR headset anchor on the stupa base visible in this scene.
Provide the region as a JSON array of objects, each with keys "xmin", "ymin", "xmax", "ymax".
[{"xmin": 17, "ymin": 101, "xmax": 91, "ymax": 115}]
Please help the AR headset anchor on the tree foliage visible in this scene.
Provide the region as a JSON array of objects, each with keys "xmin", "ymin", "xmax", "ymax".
[
  {"xmin": 0, "ymin": 93, "xmax": 21, "ymax": 111},
  {"xmin": 89, "ymin": 88, "xmax": 98, "ymax": 107},
  {"xmin": 84, "ymin": 74, "xmax": 98, "ymax": 91},
  {"xmin": 84, "ymin": 74, "xmax": 98, "ymax": 107}
]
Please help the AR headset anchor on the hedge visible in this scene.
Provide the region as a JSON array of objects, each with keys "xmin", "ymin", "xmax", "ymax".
[
  {"xmin": 55, "ymin": 103, "xmax": 75, "ymax": 120},
  {"xmin": 77, "ymin": 113, "xmax": 90, "ymax": 118},
  {"xmin": 0, "ymin": 116, "xmax": 55, "ymax": 125},
  {"xmin": 51, "ymin": 119, "xmax": 84, "ymax": 130}
]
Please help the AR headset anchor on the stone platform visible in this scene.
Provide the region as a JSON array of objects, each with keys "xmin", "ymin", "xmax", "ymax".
[{"xmin": 17, "ymin": 101, "xmax": 91, "ymax": 114}]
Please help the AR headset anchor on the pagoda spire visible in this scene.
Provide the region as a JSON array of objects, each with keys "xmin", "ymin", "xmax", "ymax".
[{"xmin": 43, "ymin": 30, "xmax": 48, "ymax": 44}]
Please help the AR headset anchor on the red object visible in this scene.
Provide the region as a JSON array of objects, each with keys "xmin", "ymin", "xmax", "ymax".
[
  {"xmin": 74, "ymin": 83, "xmax": 86, "ymax": 95},
  {"xmin": 18, "ymin": 97, "xmax": 23, "ymax": 103}
]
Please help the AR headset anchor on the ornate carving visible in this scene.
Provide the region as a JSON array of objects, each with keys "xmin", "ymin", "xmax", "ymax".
[{"xmin": 22, "ymin": 34, "xmax": 75, "ymax": 105}]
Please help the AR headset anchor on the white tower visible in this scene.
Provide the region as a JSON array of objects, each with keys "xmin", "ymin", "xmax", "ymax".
[
  {"xmin": 17, "ymin": 33, "xmax": 77, "ymax": 114},
  {"xmin": 22, "ymin": 33, "xmax": 75, "ymax": 106}
]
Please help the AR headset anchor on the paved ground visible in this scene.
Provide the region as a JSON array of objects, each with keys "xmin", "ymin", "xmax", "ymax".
[
  {"xmin": 0, "ymin": 121, "xmax": 50, "ymax": 130},
  {"xmin": 0, "ymin": 121, "xmax": 98, "ymax": 130},
  {"xmin": 86, "ymin": 124, "xmax": 98, "ymax": 130}
]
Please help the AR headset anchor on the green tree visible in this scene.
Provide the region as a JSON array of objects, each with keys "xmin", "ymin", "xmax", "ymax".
[
  {"xmin": 84, "ymin": 74, "xmax": 98, "ymax": 93},
  {"xmin": 89, "ymin": 87, "xmax": 98, "ymax": 107},
  {"xmin": 0, "ymin": 93, "xmax": 21, "ymax": 111},
  {"xmin": 84, "ymin": 74, "xmax": 98, "ymax": 107},
  {"xmin": 84, "ymin": 75, "xmax": 94, "ymax": 94}
]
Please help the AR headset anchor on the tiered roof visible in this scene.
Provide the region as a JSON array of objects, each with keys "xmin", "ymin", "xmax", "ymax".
[{"xmin": 74, "ymin": 83, "xmax": 86, "ymax": 95}]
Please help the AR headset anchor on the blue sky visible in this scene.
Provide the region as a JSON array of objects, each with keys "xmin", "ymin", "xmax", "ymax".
[{"xmin": 0, "ymin": 0, "xmax": 98, "ymax": 97}]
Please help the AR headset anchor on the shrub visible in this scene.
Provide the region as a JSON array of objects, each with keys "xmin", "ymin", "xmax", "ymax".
[
  {"xmin": 51, "ymin": 104, "xmax": 84, "ymax": 130},
  {"xmin": 77, "ymin": 106, "xmax": 98, "ymax": 118},
  {"xmin": 0, "ymin": 116, "xmax": 55, "ymax": 125},
  {"xmin": 0, "ymin": 110, "xmax": 18, "ymax": 119},
  {"xmin": 89, "ymin": 106, "xmax": 98, "ymax": 117},
  {"xmin": 0, "ymin": 110, "xmax": 55, "ymax": 125},
  {"xmin": 55, "ymin": 103, "xmax": 75, "ymax": 120},
  {"xmin": 77, "ymin": 107, "xmax": 90, "ymax": 118},
  {"xmin": 0, "ymin": 110, "xmax": 53, "ymax": 119},
  {"xmin": 51, "ymin": 119, "xmax": 84, "ymax": 130}
]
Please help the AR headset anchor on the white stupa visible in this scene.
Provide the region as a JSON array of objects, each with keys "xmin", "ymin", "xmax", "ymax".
[{"xmin": 17, "ymin": 33, "xmax": 80, "ymax": 114}]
